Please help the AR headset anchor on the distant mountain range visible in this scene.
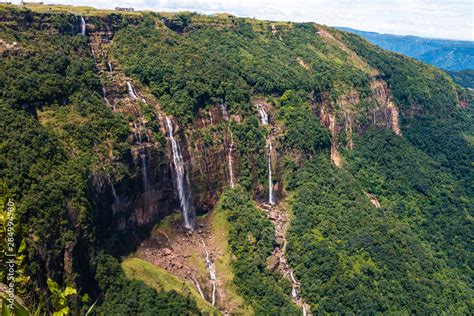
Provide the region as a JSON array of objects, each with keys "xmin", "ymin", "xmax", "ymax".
[{"xmin": 337, "ymin": 27, "xmax": 474, "ymax": 72}]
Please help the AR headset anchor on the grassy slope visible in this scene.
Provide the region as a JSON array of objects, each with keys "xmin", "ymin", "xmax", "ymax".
[
  {"xmin": 209, "ymin": 212, "xmax": 254, "ymax": 315},
  {"xmin": 122, "ymin": 258, "xmax": 218, "ymax": 314}
]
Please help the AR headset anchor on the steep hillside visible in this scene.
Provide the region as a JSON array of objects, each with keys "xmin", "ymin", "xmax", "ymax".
[
  {"xmin": 338, "ymin": 27, "xmax": 474, "ymax": 71},
  {"xmin": 0, "ymin": 4, "xmax": 472, "ymax": 315},
  {"xmin": 448, "ymin": 69, "xmax": 474, "ymax": 89}
]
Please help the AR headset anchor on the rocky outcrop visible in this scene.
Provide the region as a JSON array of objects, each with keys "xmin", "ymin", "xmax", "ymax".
[
  {"xmin": 259, "ymin": 202, "xmax": 311, "ymax": 314},
  {"xmin": 185, "ymin": 106, "xmax": 236, "ymax": 213},
  {"xmin": 314, "ymin": 27, "xmax": 402, "ymax": 164},
  {"xmin": 365, "ymin": 192, "xmax": 381, "ymax": 209},
  {"xmin": 136, "ymin": 217, "xmax": 222, "ymax": 310},
  {"xmin": 370, "ymin": 78, "xmax": 402, "ymax": 136}
]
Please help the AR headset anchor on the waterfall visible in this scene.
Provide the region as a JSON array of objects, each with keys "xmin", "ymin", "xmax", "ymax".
[
  {"xmin": 127, "ymin": 81, "xmax": 138, "ymax": 100},
  {"xmin": 290, "ymin": 271, "xmax": 299, "ymax": 299},
  {"xmin": 292, "ymin": 287, "xmax": 298, "ymax": 300},
  {"xmin": 134, "ymin": 123, "xmax": 148, "ymax": 190},
  {"xmin": 228, "ymin": 132, "xmax": 235, "ymax": 189},
  {"xmin": 220, "ymin": 102, "xmax": 229, "ymax": 121},
  {"xmin": 268, "ymin": 141, "xmax": 275, "ymax": 205},
  {"xmin": 192, "ymin": 277, "xmax": 205, "ymax": 300},
  {"xmin": 80, "ymin": 16, "xmax": 86, "ymax": 35},
  {"xmin": 220, "ymin": 102, "xmax": 235, "ymax": 188},
  {"xmin": 202, "ymin": 240, "xmax": 217, "ymax": 306},
  {"xmin": 101, "ymin": 84, "xmax": 114, "ymax": 110},
  {"xmin": 257, "ymin": 104, "xmax": 269, "ymax": 125},
  {"xmin": 165, "ymin": 117, "xmax": 193, "ymax": 229},
  {"xmin": 108, "ymin": 62, "xmax": 113, "ymax": 72},
  {"xmin": 111, "ymin": 182, "xmax": 118, "ymax": 202},
  {"xmin": 140, "ymin": 147, "xmax": 148, "ymax": 191}
]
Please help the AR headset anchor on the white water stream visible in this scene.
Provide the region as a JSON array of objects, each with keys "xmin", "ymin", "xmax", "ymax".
[{"xmin": 165, "ymin": 117, "xmax": 193, "ymax": 229}]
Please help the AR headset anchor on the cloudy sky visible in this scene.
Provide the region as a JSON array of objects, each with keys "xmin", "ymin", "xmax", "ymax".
[{"xmin": 7, "ymin": 0, "xmax": 474, "ymax": 40}]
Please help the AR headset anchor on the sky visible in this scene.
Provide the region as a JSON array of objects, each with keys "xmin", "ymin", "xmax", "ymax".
[{"xmin": 6, "ymin": 0, "xmax": 474, "ymax": 41}]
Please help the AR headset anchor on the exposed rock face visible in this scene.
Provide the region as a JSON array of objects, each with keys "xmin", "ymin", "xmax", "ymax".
[
  {"xmin": 297, "ymin": 57, "xmax": 310, "ymax": 70},
  {"xmin": 87, "ymin": 20, "xmax": 177, "ymax": 253},
  {"xmin": 329, "ymin": 114, "xmax": 343, "ymax": 168},
  {"xmin": 370, "ymin": 78, "xmax": 402, "ymax": 136},
  {"xmin": 186, "ymin": 106, "xmax": 235, "ymax": 213},
  {"xmin": 136, "ymin": 217, "xmax": 222, "ymax": 309},
  {"xmin": 365, "ymin": 192, "xmax": 382, "ymax": 209},
  {"xmin": 314, "ymin": 27, "xmax": 403, "ymax": 165}
]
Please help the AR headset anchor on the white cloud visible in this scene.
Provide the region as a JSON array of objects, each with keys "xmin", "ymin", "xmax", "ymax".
[{"xmin": 8, "ymin": 0, "xmax": 474, "ymax": 40}]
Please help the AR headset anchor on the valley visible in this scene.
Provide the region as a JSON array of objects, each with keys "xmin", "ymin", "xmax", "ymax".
[{"xmin": 0, "ymin": 3, "xmax": 472, "ymax": 315}]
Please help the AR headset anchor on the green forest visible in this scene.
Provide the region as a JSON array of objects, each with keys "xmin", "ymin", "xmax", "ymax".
[{"xmin": 0, "ymin": 4, "xmax": 472, "ymax": 315}]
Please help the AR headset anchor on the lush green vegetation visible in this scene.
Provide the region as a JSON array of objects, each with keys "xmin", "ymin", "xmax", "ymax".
[
  {"xmin": 286, "ymin": 154, "xmax": 472, "ymax": 313},
  {"xmin": 111, "ymin": 13, "xmax": 372, "ymax": 123},
  {"xmin": 217, "ymin": 188, "xmax": 299, "ymax": 314},
  {"xmin": 346, "ymin": 130, "xmax": 472, "ymax": 276},
  {"xmin": 95, "ymin": 253, "xmax": 200, "ymax": 315},
  {"xmin": 232, "ymin": 117, "xmax": 267, "ymax": 192},
  {"xmin": 122, "ymin": 257, "xmax": 219, "ymax": 314},
  {"xmin": 338, "ymin": 30, "xmax": 473, "ymax": 185},
  {"xmin": 0, "ymin": 6, "xmax": 198, "ymax": 314},
  {"xmin": 277, "ymin": 90, "xmax": 331, "ymax": 156},
  {"xmin": 1, "ymin": 4, "xmax": 472, "ymax": 315},
  {"xmin": 448, "ymin": 69, "xmax": 474, "ymax": 89}
]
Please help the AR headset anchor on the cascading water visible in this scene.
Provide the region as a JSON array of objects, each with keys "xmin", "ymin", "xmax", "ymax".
[
  {"xmin": 228, "ymin": 132, "xmax": 235, "ymax": 189},
  {"xmin": 220, "ymin": 102, "xmax": 235, "ymax": 188},
  {"xmin": 290, "ymin": 271, "xmax": 299, "ymax": 300},
  {"xmin": 202, "ymin": 240, "xmax": 217, "ymax": 306},
  {"xmin": 257, "ymin": 104, "xmax": 269, "ymax": 125},
  {"xmin": 165, "ymin": 117, "xmax": 193, "ymax": 229},
  {"xmin": 80, "ymin": 16, "xmax": 86, "ymax": 36},
  {"xmin": 108, "ymin": 62, "xmax": 113, "ymax": 72},
  {"xmin": 101, "ymin": 84, "xmax": 114, "ymax": 110},
  {"xmin": 127, "ymin": 81, "xmax": 138, "ymax": 100},
  {"xmin": 134, "ymin": 123, "xmax": 149, "ymax": 191},
  {"xmin": 268, "ymin": 141, "xmax": 275, "ymax": 205},
  {"xmin": 193, "ymin": 277, "xmax": 205, "ymax": 300},
  {"xmin": 220, "ymin": 102, "xmax": 229, "ymax": 121}
]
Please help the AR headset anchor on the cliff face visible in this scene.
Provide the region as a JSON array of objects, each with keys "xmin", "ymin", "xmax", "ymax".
[
  {"xmin": 186, "ymin": 106, "xmax": 234, "ymax": 211},
  {"xmin": 86, "ymin": 15, "xmax": 239, "ymax": 244},
  {"xmin": 86, "ymin": 18, "xmax": 178, "ymax": 250}
]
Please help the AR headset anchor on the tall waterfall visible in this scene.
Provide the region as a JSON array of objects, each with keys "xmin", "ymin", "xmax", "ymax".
[
  {"xmin": 165, "ymin": 117, "xmax": 193, "ymax": 229},
  {"xmin": 257, "ymin": 104, "xmax": 269, "ymax": 125},
  {"xmin": 108, "ymin": 62, "xmax": 113, "ymax": 72},
  {"xmin": 220, "ymin": 102, "xmax": 235, "ymax": 188},
  {"xmin": 80, "ymin": 16, "xmax": 86, "ymax": 35},
  {"xmin": 134, "ymin": 123, "xmax": 149, "ymax": 191},
  {"xmin": 268, "ymin": 141, "xmax": 275, "ymax": 205},
  {"xmin": 127, "ymin": 81, "xmax": 138, "ymax": 100},
  {"xmin": 228, "ymin": 132, "xmax": 235, "ymax": 189}
]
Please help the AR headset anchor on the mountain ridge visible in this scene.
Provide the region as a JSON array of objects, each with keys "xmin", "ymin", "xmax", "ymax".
[{"xmin": 337, "ymin": 26, "xmax": 474, "ymax": 71}]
